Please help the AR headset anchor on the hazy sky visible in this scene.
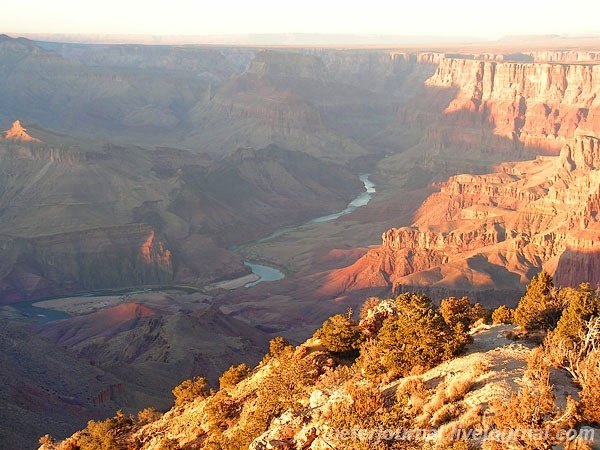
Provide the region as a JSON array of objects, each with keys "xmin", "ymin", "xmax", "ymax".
[{"xmin": 1, "ymin": 0, "xmax": 599, "ymax": 38}]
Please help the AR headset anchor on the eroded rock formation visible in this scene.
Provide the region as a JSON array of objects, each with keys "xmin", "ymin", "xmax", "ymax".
[
  {"xmin": 331, "ymin": 129, "xmax": 600, "ymax": 302},
  {"xmin": 424, "ymin": 57, "xmax": 600, "ymax": 153}
]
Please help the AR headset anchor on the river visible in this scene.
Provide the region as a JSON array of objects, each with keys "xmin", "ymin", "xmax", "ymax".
[
  {"xmin": 243, "ymin": 173, "xmax": 375, "ymax": 286},
  {"xmin": 7, "ymin": 174, "xmax": 376, "ymax": 320}
]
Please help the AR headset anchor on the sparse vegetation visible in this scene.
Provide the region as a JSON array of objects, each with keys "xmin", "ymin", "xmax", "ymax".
[
  {"xmin": 219, "ymin": 363, "xmax": 252, "ymax": 389},
  {"xmin": 490, "ymin": 347, "xmax": 578, "ymax": 448},
  {"xmin": 136, "ymin": 407, "xmax": 162, "ymax": 425},
  {"xmin": 74, "ymin": 410, "xmax": 133, "ymax": 450},
  {"xmin": 514, "ymin": 271, "xmax": 564, "ymax": 331},
  {"xmin": 315, "ymin": 311, "xmax": 364, "ymax": 354},
  {"xmin": 172, "ymin": 376, "xmax": 208, "ymax": 407},
  {"xmin": 491, "ymin": 304, "xmax": 515, "ymax": 324},
  {"xmin": 45, "ymin": 280, "xmax": 600, "ymax": 450}
]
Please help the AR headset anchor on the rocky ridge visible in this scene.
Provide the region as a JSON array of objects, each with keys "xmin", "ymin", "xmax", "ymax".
[
  {"xmin": 40, "ymin": 324, "xmax": 584, "ymax": 450},
  {"xmin": 329, "ymin": 128, "xmax": 600, "ymax": 303}
]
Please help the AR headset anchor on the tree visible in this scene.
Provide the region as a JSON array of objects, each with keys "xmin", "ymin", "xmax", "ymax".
[
  {"xmin": 315, "ymin": 313, "xmax": 363, "ymax": 354},
  {"xmin": 357, "ymin": 293, "xmax": 470, "ymax": 380},
  {"xmin": 172, "ymin": 376, "xmax": 208, "ymax": 406},
  {"xmin": 515, "ymin": 271, "xmax": 563, "ymax": 331},
  {"xmin": 219, "ymin": 363, "xmax": 252, "ymax": 389},
  {"xmin": 492, "ymin": 305, "xmax": 515, "ymax": 324},
  {"xmin": 555, "ymin": 283, "xmax": 600, "ymax": 344},
  {"xmin": 440, "ymin": 296, "xmax": 488, "ymax": 330}
]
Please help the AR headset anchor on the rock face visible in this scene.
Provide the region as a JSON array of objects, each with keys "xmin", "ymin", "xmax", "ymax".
[
  {"xmin": 0, "ymin": 36, "xmax": 440, "ymax": 161},
  {"xmin": 2, "ymin": 120, "xmax": 41, "ymax": 142},
  {"xmin": 330, "ymin": 129, "xmax": 600, "ymax": 303},
  {"xmin": 0, "ymin": 225, "xmax": 173, "ymax": 302},
  {"xmin": 424, "ymin": 57, "xmax": 600, "ymax": 153}
]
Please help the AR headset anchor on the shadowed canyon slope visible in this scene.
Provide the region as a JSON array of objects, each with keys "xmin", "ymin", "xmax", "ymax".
[{"xmin": 0, "ymin": 129, "xmax": 362, "ymax": 301}]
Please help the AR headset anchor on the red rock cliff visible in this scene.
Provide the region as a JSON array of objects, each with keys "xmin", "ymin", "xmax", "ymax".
[
  {"xmin": 423, "ymin": 57, "xmax": 600, "ymax": 153},
  {"xmin": 328, "ymin": 130, "xmax": 600, "ymax": 300}
]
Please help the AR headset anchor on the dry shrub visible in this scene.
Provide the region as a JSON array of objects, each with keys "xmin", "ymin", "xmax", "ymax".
[
  {"xmin": 436, "ymin": 404, "xmax": 485, "ymax": 448},
  {"xmin": 172, "ymin": 376, "xmax": 208, "ymax": 407},
  {"xmin": 422, "ymin": 388, "xmax": 447, "ymax": 423},
  {"xmin": 136, "ymin": 407, "xmax": 162, "ymax": 425},
  {"xmin": 491, "ymin": 305, "xmax": 514, "ymax": 325},
  {"xmin": 316, "ymin": 364, "xmax": 357, "ymax": 390},
  {"xmin": 219, "ymin": 363, "xmax": 252, "ymax": 389},
  {"xmin": 472, "ymin": 359, "xmax": 491, "ymax": 377},
  {"xmin": 395, "ymin": 376, "xmax": 429, "ymax": 417},
  {"xmin": 395, "ymin": 376, "xmax": 427, "ymax": 400},
  {"xmin": 359, "ymin": 296, "xmax": 382, "ymax": 320},
  {"xmin": 543, "ymin": 329, "xmax": 569, "ymax": 368},
  {"xmin": 445, "ymin": 376, "xmax": 476, "ymax": 403},
  {"xmin": 431, "ymin": 403, "xmax": 464, "ymax": 427},
  {"xmin": 579, "ymin": 349, "xmax": 600, "ymax": 425},
  {"xmin": 490, "ymin": 347, "xmax": 579, "ymax": 448}
]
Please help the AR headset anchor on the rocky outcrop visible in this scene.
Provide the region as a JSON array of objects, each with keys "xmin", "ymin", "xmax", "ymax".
[
  {"xmin": 331, "ymin": 130, "xmax": 600, "ymax": 301},
  {"xmin": 2, "ymin": 120, "xmax": 41, "ymax": 142},
  {"xmin": 246, "ymin": 50, "xmax": 328, "ymax": 80},
  {"xmin": 424, "ymin": 57, "xmax": 600, "ymax": 153}
]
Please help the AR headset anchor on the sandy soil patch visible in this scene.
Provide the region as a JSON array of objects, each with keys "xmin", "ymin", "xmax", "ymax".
[
  {"xmin": 211, "ymin": 273, "xmax": 259, "ymax": 290},
  {"xmin": 33, "ymin": 295, "xmax": 124, "ymax": 315}
]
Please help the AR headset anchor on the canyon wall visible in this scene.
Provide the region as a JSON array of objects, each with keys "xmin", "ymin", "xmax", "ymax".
[
  {"xmin": 0, "ymin": 224, "xmax": 173, "ymax": 302},
  {"xmin": 424, "ymin": 56, "xmax": 600, "ymax": 153},
  {"xmin": 332, "ymin": 126, "xmax": 600, "ymax": 302}
]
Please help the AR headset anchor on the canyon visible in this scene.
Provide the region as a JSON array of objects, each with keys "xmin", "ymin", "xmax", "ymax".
[
  {"xmin": 323, "ymin": 53, "xmax": 600, "ymax": 305},
  {"xmin": 0, "ymin": 33, "xmax": 600, "ymax": 448}
]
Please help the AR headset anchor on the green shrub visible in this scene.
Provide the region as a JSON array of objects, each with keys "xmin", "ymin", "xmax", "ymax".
[
  {"xmin": 315, "ymin": 313, "xmax": 363, "ymax": 354},
  {"xmin": 219, "ymin": 363, "xmax": 252, "ymax": 389},
  {"xmin": 514, "ymin": 271, "xmax": 564, "ymax": 331},
  {"xmin": 555, "ymin": 283, "xmax": 600, "ymax": 344},
  {"xmin": 172, "ymin": 376, "xmax": 208, "ymax": 407},
  {"xmin": 440, "ymin": 296, "xmax": 488, "ymax": 330},
  {"xmin": 357, "ymin": 293, "xmax": 470, "ymax": 380},
  {"xmin": 492, "ymin": 305, "xmax": 515, "ymax": 324}
]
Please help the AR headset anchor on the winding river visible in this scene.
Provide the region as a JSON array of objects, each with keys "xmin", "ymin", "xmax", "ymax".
[
  {"xmin": 243, "ymin": 173, "xmax": 376, "ymax": 286},
  {"xmin": 7, "ymin": 174, "xmax": 376, "ymax": 321}
]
